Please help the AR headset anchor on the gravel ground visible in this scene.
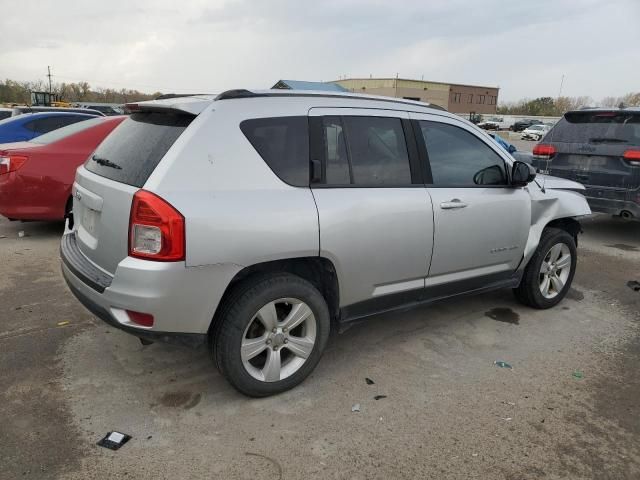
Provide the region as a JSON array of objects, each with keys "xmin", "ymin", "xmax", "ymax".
[{"xmin": 1, "ymin": 214, "xmax": 639, "ymax": 479}]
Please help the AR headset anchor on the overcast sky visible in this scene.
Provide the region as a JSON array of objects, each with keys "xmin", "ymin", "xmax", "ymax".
[{"xmin": 1, "ymin": 0, "xmax": 638, "ymax": 102}]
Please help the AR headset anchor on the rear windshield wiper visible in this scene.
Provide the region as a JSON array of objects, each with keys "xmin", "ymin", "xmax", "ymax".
[
  {"xmin": 91, "ymin": 155, "xmax": 122, "ymax": 170},
  {"xmin": 589, "ymin": 137, "xmax": 628, "ymax": 143}
]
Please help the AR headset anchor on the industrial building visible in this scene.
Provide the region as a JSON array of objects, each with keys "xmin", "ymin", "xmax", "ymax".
[{"xmin": 331, "ymin": 78, "xmax": 499, "ymax": 114}]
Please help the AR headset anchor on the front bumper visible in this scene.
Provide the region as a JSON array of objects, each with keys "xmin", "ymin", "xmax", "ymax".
[{"xmin": 60, "ymin": 232, "xmax": 242, "ymax": 347}]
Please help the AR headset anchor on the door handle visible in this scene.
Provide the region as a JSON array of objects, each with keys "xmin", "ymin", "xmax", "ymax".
[{"xmin": 440, "ymin": 199, "xmax": 468, "ymax": 209}]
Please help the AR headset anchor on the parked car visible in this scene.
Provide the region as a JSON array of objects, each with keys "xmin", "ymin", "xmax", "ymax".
[
  {"xmin": 511, "ymin": 119, "xmax": 541, "ymax": 132},
  {"xmin": 12, "ymin": 106, "xmax": 104, "ymax": 117},
  {"xmin": 489, "ymin": 133, "xmax": 517, "ymax": 153},
  {"xmin": 10, "ymin": 106, "xmax": 104, "ymax": 117},
  {"xmin": 0, "ymin": 107, "xmax": 12, "ymax": 121},
  {"xmin": 0, "ymin": 112, "xmax": 97, "ymax": 143},
  {"xmin": 521, "ymin": 124, "xmax": 551, "ymax": 141},
  {"xmin": 478, "ymin": 117, "xmax": 504, "ymax": 131},
  {"xmin": 532, "ymin": 107, "xmax": 640, "ymax": 219},
  {"xmin": 60, "ymin": 90, "xmax": 590, "ymax": 397},
  {"xmin": 0, "ymin": 116, "xmax": 125, "ymax": 221},
  {"xmin": 77, "ymin": 103, "xmax": 123, "ymax": 116}
]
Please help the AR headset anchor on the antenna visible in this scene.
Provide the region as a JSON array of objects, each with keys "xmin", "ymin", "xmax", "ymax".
[
  {"xmin": 540, "ymin": 74, "xmax": 565, "ymax": 193},
  {"xmin": 47, "ymin": 66, "xmax": 52, "ymax": 95}
]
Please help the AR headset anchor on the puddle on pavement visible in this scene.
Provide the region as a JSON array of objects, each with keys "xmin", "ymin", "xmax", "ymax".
[
  {"xmin": 485, "ymin": 307, "xmax": 520, "ymax": 325},
  {"xmin": 158, "ymin": 391, "xmax": 201, "ymax": 409},
  {"xmin": 567, "ymin": 288, "xmax": 584, "ymax": 301},
  {"xmin": 606, "ymin": 243, "xmax": 638, "ymax": 252}
]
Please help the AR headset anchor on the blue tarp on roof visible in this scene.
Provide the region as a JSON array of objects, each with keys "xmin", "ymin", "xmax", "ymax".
[{"xmin": 272, "ymin": 80, "xmax": 347, "ymax": 92}]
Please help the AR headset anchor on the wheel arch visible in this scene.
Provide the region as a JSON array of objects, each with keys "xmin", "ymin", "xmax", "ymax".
[
  {"xmin": 209, "ymin": 256, "xmax": 340, "ymax": 336},
  {"xmin": 545, "ymin": 217, "xmax": 582, "ymax": 246}
]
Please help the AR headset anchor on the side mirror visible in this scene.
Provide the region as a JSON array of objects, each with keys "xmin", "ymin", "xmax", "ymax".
[{"xmin": 511, "ymin": 161, "xmax": 536, "ymax": 187}]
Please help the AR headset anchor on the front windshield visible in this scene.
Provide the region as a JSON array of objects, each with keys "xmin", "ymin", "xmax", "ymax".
[{"xmin": 29, "ymin": 117, "xmax": 104, "ymax": 145}]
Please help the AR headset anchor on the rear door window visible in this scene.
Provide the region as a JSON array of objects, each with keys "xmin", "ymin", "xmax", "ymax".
[
  {"xmin": 85, "ymin": 112, "xmax": 194, "ymax": 188},
  {"xmin": 321, "ymin": 116, "xmax": 351, "ymax": 184},
  {"xmin": 343, "ymin": 116, "xmax": 412, "ymax": 186},
  {"xmin": 550, "ymin": 112, "xmax": 640, "ymax": 144},
  {"xmin": 240, "ymin": 116, "xmax": 309, "ymax": 187},
  {"xmin": 317, "ymin": 116, "xmax": 412, "ymax": 186}
]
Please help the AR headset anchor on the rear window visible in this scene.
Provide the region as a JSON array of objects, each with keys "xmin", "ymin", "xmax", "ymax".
[
  {"xmin": 240, "ymin": 116, "xmax": 309, "ymax": 187},
  {"xmin": 30, "ymin": 117, "xmax": 102, "ymax": 144},
  {"xmin": 85, "ymin": 112, "xmax": 193, "ymax": 187},
  {"xmin": 549, "ymin": 111, "xmax": 640, "ymax": 144}
]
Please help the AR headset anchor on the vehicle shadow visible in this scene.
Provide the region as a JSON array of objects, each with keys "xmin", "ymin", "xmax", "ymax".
[{"xmin": 0, "ymin": 216, "xmax": 65, "ymax": 239}]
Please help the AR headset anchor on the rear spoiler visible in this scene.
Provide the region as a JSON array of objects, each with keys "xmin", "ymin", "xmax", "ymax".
[{"xmin": 124, "ymin": 95, "xmax": 216, "ymax": 116}]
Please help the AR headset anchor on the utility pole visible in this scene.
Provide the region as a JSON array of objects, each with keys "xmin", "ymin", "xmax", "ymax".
[{"xmin": 47, "ymin": 66, "xmax": 52, "ymax": 95}]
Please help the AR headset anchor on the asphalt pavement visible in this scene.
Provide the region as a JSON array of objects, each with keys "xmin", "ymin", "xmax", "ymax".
[{"xmin": 1, "ymin": 214, "xmax": 639, "ymax": 479}]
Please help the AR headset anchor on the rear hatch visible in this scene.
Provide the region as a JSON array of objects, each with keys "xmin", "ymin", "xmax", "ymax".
[
  {"xmin": 534, "ymin": 110, "xmax": 640, "ymax": 194},
  {"xmin": 72, "ymin": 102, "xmax": 202, "ymax": 274}
]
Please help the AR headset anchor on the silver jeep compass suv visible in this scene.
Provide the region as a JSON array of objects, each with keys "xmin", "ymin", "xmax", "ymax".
[{"xmin": 61, "ymin": 90, "xmax": 590, "ymax": 396}]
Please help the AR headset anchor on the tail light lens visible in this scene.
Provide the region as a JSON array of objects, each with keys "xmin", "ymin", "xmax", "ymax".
[
  {"xmin": 126, "ymin": 310, "xmax": 154, "ymax": 327},
  {"xmin": 533, "ymin": 144, "xmax": 556, "ymax": 160},
  {"xmin": 129, "ymin": 190, "xmax": 185, "ymax": 261},
  {"xmin": 0, "ymin": 155, "xmax": 28, "ymax": 175},
  {"xmin": 623, "ymin": 149, "xmax": 640, "ymax": 166}
]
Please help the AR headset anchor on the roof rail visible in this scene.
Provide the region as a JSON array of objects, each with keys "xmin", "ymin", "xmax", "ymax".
[
  {"xmin": 215, "ymin": 89, "xmax": 267, "ymax": 100},
  {"xmin": 214, "ymin": 89, "xmax": 447, "ymax": 111},
  {"xmin": 155, "ymin": 93, "xmax": 211, "ymax": 100}
]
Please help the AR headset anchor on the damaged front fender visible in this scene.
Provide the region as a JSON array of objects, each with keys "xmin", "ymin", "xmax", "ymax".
[{"xmin": 523, "ymin": 176, "xmax": 591, "ymax": 264}]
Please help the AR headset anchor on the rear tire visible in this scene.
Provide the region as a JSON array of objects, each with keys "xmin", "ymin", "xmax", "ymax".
[
  {"xmin": 513, "ymin": 228, "xmax": 577, "ymax": 309},
  {"xmin": 213, "ymin": 273, "xmax": 330, "ymax": 397}
]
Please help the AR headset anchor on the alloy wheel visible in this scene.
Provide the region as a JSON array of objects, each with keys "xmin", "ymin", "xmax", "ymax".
[
  {"xmin": 241, "ymin": 298, "xmax": 317, "ymax": 382},
  {"xmin": 539, "ymin": 243, "xmax": 572, "ymax": 299}
]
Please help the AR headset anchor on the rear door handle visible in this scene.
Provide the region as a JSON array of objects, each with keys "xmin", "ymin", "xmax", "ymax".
[{"xmin": 440, "ymin": 199, "xmax": 468, "ymax": 209}]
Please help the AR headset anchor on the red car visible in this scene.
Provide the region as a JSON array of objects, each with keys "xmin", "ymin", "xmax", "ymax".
[{"xmin": 0, "ymin": 116, "xmax": 125, "ymax": 221}]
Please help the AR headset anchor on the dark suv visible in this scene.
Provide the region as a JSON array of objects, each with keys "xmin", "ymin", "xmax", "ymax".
[
  {"xmin": 511, "ymin": 119, "xmax": 541, "ymax": 132},
  {"xmin": 532, "ymin": 108, "xmax": 640, "ymax": 219}
]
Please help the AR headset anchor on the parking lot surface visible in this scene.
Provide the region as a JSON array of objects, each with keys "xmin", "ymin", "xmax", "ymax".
[{"xmin": 1, "ymin": 214, "xmax": 639, "ymax": 479}]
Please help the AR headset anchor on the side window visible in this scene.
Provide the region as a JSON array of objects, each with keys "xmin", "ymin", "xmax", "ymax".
[
  {"xmin": 23, "ymin": 120, "xmax": 38, "ymax": 132},
  {"xmin": 58, "ymin": 115, "xmax": 88, "ymax": 129},
  {"xmin": 341, "ymin": 116, "xmax": 411, "ymax": 186},
  {"xmin": 322, "ymin": 117, "xmax": 350, "ymax": 184},
  {"xmin": 240, "ymin": 116, "xmax": 309, "ymax": 187},
  {"xmin": 33, "ymin": 116, "xmax": 85, "ymax": 134},
  {"xmin": 419, "ymin": 121, "xmax": 507, "ymax": 186}
]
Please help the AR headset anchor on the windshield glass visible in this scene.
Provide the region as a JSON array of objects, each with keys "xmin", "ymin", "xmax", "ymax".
[
  {"xmin": 29, "ymin": 117, "xmax": 103, "ymax": 145},
  {"xmin": 551, "ymin": 111, "xmax": 640, "ymax": 144}
]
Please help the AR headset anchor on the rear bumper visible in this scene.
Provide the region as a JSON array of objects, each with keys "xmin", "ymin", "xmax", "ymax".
[
  {"xmin": 62, "ymin": 268, "xmax": 206, "ymax": 347},
  {"xmin": 584, "ymin": 196, "xmax": 640, "ymax": 218},
  {"xmin": 60, "ymin": 231, "xmax": 242, "ymax": 345}
]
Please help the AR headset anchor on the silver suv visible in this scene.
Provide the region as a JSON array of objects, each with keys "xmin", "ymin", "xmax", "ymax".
[{"xmin": 61, "ymin": 90, "xmax": 591, "ymax": 396}]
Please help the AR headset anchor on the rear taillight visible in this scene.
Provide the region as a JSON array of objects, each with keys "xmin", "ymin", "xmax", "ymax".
[
  {"xmin": 623, "ymin": 149, "xmax": 640, "ymax": 166},
  {"xmin": 126, "ymin": 310, "xmax": 154, "ymax": 327},
  {"xmin": 128, "ymin": 190, "xmax": 185, "ymax": 261},
  {"xmin": 533, "ymin": 144, "xmax": 556, "ymax": 160},
  {"xmin": 0, "ymin": 155, "xmax": 28, "ymax": 175}
]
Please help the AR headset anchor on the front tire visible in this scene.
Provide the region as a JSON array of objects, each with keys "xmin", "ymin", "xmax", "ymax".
[
  {"xmin": 213, "ymin": 274, "xmax": 330, "ymax": 397},
  {"xmin": 514, "ymin": 228, "xmax": 577, "ymax": 309}
]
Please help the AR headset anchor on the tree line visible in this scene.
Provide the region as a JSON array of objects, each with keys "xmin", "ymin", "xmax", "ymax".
[
  {"xmin": 0, "ymin": 79, "xmax": 161, "ymax": 105},
  {"xmin": 497, "ymin": 92, "xmax": 640, "ymax": 116}
]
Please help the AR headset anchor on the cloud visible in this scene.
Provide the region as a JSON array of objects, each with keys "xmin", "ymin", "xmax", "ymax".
[{"xmin": 0, "ymin": 0, "xmax": 637, "ymax": 101}]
